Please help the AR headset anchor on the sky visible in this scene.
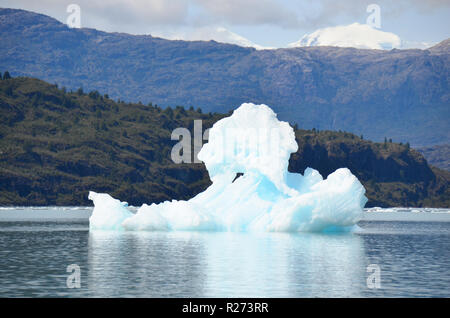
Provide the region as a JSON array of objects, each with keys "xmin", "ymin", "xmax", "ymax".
[{"xmin": 0, "ymin": 0, "xmax": 449, "ymax": 49}]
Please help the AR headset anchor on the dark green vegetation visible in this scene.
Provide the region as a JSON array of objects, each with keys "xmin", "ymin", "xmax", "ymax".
[
  {"xmin": 0, "ymin": 8, "xmax": 448, "ymax": 147},
  {"xmin": 290, "ymin": 131, "xmax": 449, "ymax": 208},
  {"xmin": 0, "ymin": 76, "xmax": 448, "ymax": 207},
  {"xmin": 0, "ymin": 76, "xmax": 222, "ymax": 206},
  {"xmin": 417, "ymin": 144, "xmax": 450, "ymax": 171}
]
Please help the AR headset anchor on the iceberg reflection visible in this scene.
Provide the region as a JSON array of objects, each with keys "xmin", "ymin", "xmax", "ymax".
[{"xmin": 86, "ymin": 231, "xmax": 365, "ymax": 297}]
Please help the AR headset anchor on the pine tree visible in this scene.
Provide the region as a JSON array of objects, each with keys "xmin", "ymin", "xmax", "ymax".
[
  {"xmin": 88, "ymin": 90, "xmax": 100, "ymax": 99},
  {"xmin": 164, "ymin": 106, "xmax": 174, "ymax": 118},
  {"xmin": 3, "ymin": 71, "xmax": 11, "ymax": 80}
]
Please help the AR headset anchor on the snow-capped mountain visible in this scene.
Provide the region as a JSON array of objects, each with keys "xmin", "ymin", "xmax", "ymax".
[
  {"xmin": 289, "ymin": 23, "xmax": 402, "ymax": 50},
  {"xmin": 154, "ymin": 26, "xmax": 270, "ymax": 50}
]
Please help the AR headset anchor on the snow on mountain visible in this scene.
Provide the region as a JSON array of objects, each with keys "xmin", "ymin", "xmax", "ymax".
[
  {"xmin": 154, "ymin": 26, "xmax": 270, "ymax": 50},
  {"xmin": 288, "ymin": 23, "xmax": 401, "ymax": 50}
]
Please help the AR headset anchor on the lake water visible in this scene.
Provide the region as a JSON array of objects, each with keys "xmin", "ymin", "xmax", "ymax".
[{"xmin": 0, "ymin": 207, "xmax": 449, "ymax": 297}]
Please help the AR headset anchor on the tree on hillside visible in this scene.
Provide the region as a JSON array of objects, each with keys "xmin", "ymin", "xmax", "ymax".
[
  {"xmin": 89, "ymin": 90, "xmax": 100, "ymax": 99},
  {"xmin": 164, "ymin": 106, "xmax": 174, "ymax": 118},
  {"xmin": 3, "ymin": 71, "xmax": 11, "ymax": 80}
]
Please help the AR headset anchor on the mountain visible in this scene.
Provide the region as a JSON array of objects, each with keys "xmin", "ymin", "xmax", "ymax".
[
  {"xmin": 428, "ymin": 39, "xmax": 450, "ymax": 54},
  {"xmin": 0, "ymin": 8, "xmax": 448, "ymax": 147},
  {"xmin": 288, "ymin": 23, "xmax": 401, "ymax": 50},
  {"xmin": 0, "ymin": 75, "xmax": 448, "ymax": 207},
  {"xmin": 158, "ymin": 26, "xmax": 269, "ymax": 50},
  {"xmin": 417, "ymin": 144, "xmax": 450, "ymax": 171}
]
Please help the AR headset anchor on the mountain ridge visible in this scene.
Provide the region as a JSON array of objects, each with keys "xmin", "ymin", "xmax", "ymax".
[
  {"xmin": 417, "ymin": 144, "xmax": 450, "ymax": 171},
  {"xmin": 0, "ymin": 8, "xmax": 449, "ymax": 147}
]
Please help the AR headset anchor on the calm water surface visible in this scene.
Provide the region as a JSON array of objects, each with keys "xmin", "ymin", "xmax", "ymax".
[{"xmin": 0, "ymin": 208, "xmax": 449, "ymax": 297}]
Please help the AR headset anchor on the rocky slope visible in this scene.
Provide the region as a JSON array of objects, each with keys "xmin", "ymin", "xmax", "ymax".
[{"xmin": 417, "ymin": 144, "xmax": 450, "ymax": 171}]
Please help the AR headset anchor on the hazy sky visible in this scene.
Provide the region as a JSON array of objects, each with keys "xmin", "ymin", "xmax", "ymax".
[{"xmin": 1, "ymin": 0, "xmax": 449, "ymax": 48}]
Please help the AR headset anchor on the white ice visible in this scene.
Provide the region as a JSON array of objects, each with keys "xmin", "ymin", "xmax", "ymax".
[
  {"xmin": 289, "ymin": 23, "xmax": 401, "ymax": 50},
  {"xmin": 89, "ymin": 103, "xmax": 367, "ymax": 232}
]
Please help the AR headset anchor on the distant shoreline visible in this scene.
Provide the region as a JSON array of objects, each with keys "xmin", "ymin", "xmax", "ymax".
[{"xmin": 0, "ymin": 207, "xmax": 449, "ymax": 223}]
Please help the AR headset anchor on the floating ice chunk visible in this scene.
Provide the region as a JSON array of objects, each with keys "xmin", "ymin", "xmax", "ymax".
[
  {"xmin": 88, "ymin": 103, "xmax": 368, "ymax": 232},
  {"xmin": 88, "ymin": 191, "xmax": 133, "ymax": 230}
]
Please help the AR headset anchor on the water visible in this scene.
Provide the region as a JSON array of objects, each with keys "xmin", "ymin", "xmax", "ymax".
[{"xmin": 0, "ymin": 207, "xmax": 449, "ymax": 297}]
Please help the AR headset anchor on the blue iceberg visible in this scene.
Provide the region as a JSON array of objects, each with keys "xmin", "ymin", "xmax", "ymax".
[{"xmin": 89, "ymin": 103, "xmax": 367, "ymax": 232}]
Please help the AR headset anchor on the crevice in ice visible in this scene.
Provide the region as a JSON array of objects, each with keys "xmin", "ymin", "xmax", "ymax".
[{"xmin": 232, "ymin": 172, "xmax": 244, "ymax": 183}]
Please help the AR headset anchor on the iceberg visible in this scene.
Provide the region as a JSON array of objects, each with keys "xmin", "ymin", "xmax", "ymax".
[
  {"xmin": 88, "ymin": 192, "xmax": 133, "ymax": 230},
  {"xmin": 89, "ymin": 103, "xmax": 367, "ymax": 232}
]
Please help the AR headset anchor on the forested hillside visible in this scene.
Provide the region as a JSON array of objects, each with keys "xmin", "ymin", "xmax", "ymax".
[{"xmin": 0, "ymin": 76, "xmax": 448, "ymax": 207}]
